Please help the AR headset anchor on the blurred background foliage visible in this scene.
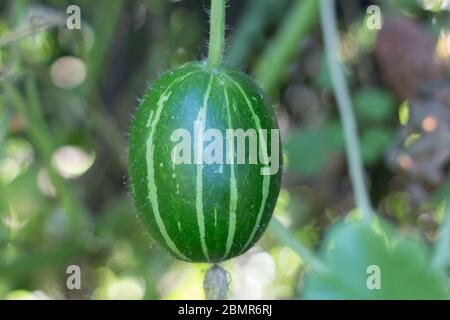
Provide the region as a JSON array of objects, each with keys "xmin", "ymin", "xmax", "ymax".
[{"xmin": 0, "ymin": 0, "xmax": 450, "ymax": 299}]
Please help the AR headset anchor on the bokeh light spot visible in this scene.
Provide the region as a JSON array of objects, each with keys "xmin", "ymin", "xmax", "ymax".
[
  {"xmin": 51, "ymin": 145, "xmax": 95, "ymax": 179},
  {"xmin": 50, "ymin": 56, "xmax": 86, "ymax": 89}
]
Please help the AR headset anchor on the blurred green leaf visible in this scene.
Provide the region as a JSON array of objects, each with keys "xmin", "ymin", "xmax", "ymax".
[
  {"xmin": 381, "ymin": 192, "xmax": 412, "ymax": 225},
  {"xmin": 433, "ymin": 179, "xmax": 450, "ymax": 205},
  {"xmin": 389, "ymin": 0, "xmax": 423, "ymax": 15},
  {"xmin": 360, "ymin": 127, "xmax": 393, "ymax": 165},
  {"xmin": 303, "ymin": 218, "xmax": 448, "ymax": 299},
  {"xmin": 285, "ymin": 121, "xmax": 344, "ymax": 177},
  {"xmin": 354, "ymin": 88, "xmax": 395, "ymax": 122},
  {"xmin": 296, "ymin": 225, "xmax": 320, "ymax": 249},
  {"xmin": 399, "ymin": 100, "xmax": 410, "ymax": 125}
]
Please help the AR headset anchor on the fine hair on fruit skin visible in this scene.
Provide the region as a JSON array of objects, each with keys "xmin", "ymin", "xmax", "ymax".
[{"xmin": 128, "ymin": 61, "xmax": 282, "ymax": 263}]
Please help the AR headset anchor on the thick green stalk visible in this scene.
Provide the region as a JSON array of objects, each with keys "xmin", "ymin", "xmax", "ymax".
[
  {"xmin": 208, "ymin": 0, "xmax": 226, "ymax": 69},
  {"xmin": 226, "ymin": 0, "xmax": 291, "ymax": 69},
  {"xmin": 254, "ymin": 0, "xmax": 319, "ymax": 94},
  {"xmin": 320, "ymin": 0, "xmax": 373, "ymax": 220}
]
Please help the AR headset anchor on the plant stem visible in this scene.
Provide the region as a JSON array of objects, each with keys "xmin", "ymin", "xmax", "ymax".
[
  {"xmin": 320, "ymin": 0, "xmax": 373, "ymax": 220},
  {"xmin": 270, "ymin": 218, "xmax": 328, "ymax": 276},
  {"xmin": 208, "ymin": 0, "xmax": 225, "ymax": 69},
  {"xmin": 254, "ymin": 0, "xmax": 319, "ymax": 94},
  {"xmin": 432, "ymin": 203, "xmax": 450, "ymax": 270}
]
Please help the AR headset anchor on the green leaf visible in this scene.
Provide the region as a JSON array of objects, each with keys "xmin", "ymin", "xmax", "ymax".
[
  {"xmin": 399, "ymin": 100, "xmax": 410, "ymax": 125},
  {"xmin": 360, "ymin": 127, "xmax": 394, "ymax": 165},
  {"xmin": 303, "ymin": 218, "xmax": 448, "ymax": 299},
  {"xmin": 388, "ymin": 0, "xmax": 423, "ymax": 15},
  {"xmin": 285, "ymin": 121, "xmax": 344, "ymax": 177},
  {"xmin": 354, "ymin": 88, "xmax": 395, "ymax": 122}
]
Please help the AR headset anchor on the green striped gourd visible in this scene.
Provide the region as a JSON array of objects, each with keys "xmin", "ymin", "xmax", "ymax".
[{"xmin": 128, "ymin": 61, "xmax": 282, "ymax": 262}]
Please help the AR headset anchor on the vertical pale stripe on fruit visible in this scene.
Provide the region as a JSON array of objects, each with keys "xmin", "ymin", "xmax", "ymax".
[
  {"xmin": 195, "ymin": 75, "xmax": 214, "ymax": 261},
  {"xmin": 145, "ymin": 71, "xmax": 199, "ymax": 261},
  {"xmin": 224, "ymin": 74, "xmax": 271, "ymax": 254},
  {"xmin": 223, "ymin": 85, "xmax": 238, "ymax": 260}
]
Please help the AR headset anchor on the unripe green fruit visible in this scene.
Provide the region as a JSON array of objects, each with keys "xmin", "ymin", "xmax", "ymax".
[{"xmin": 128, "ymin": 61, "xmax": 282, "ymax": 262}]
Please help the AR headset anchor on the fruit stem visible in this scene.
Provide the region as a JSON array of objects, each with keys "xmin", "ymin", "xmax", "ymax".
[
  {"xmin": 208, "ymin": 0, "xmax": 226, "ymax": 69},
  {"xmin": 204, "ymin": 264, "xmax": 229, "ymax": 300},
  {"xmin": 320, "ymin": 0, "xmax": 373, "ymax": 220}
]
